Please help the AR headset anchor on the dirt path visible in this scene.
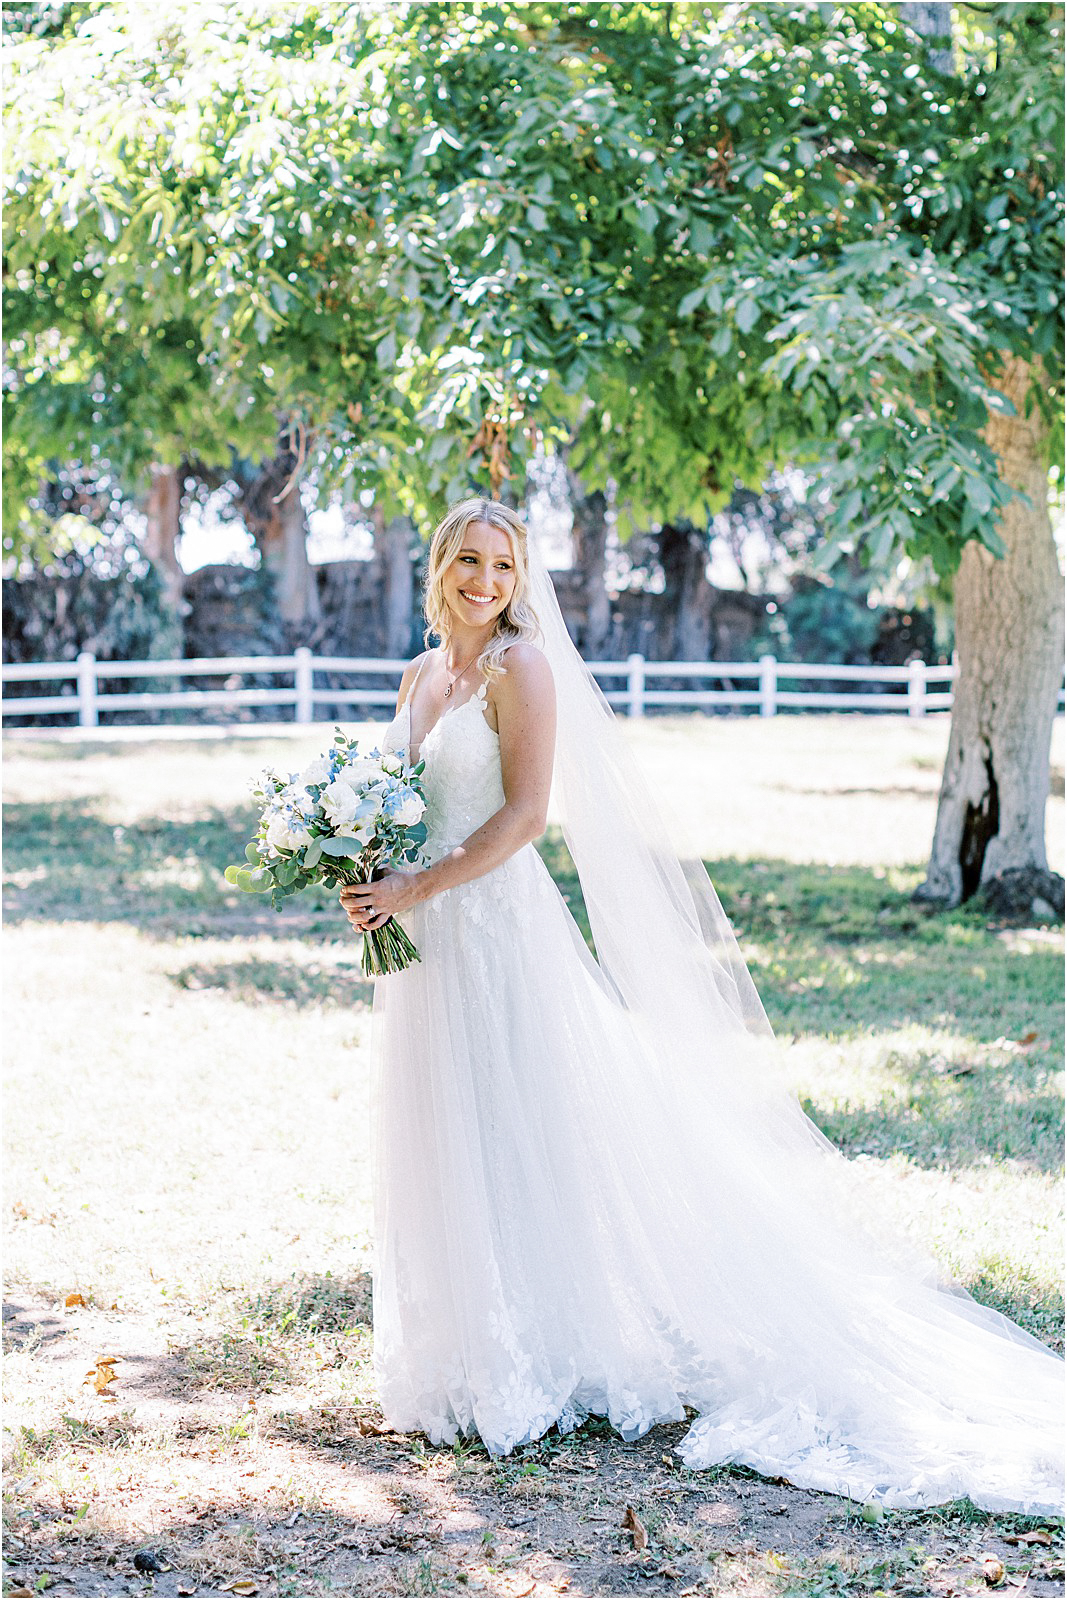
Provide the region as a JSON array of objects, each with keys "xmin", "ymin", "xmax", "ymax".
[{"xmin": 3, "ymin": 1296, "xmax": 1063, "ymax": 1599}]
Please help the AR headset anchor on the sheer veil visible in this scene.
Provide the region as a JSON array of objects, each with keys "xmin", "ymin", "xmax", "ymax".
[
  {"xmin": 524, "ymin": 525, "xmax": 849, "ymax": 1172},
  {"xmin": 525, "ymin": 528, "xmax": 773, "ymax": 1043},
  {"xmin": 523, "ymin": 523, "xmax": 1047, "ymax": 1304}
]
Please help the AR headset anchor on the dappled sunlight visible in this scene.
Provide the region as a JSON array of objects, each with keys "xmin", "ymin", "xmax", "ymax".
[{"xmin": 4, "ymin": 725, "xmax": 1063, "ymax": 1596}]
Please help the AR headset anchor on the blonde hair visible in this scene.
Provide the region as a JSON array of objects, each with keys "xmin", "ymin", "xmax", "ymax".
[{"xmin": 423, "ymin": 498, "xmax": 542, "ymax": 682}]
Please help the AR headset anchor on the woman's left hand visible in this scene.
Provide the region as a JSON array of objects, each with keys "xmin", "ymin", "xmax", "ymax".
[{"xmin": 340, "ymin": 871, "xmax": 422, "ymax": 934}]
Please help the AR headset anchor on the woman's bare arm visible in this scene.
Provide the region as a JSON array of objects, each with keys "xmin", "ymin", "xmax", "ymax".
[
  {"xmin": 417, "ymin": 642, "xmax": 555, "ymax": 897},
  {"xmin": 341, "ymin": 644, "xmax": 555, "ymax": 931}
]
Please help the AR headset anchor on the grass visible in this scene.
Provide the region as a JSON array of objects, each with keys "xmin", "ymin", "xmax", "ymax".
[{"xmin": 2, "ymin": 713, "xmax": 1064, "ymax": 1598}]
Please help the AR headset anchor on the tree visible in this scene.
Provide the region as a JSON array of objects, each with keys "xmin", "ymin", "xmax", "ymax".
[
  {"xmin": 902, "ymin": 3, "xmax": 1065, "ymax": 909},
  {"xmin": 4, "ymin": 2, "xmax": 1062, "ymax": 905}
]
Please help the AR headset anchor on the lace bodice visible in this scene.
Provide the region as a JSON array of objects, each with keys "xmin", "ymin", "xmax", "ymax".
[{"xmin": 382, "ymin": 679, "xmax": 505, "ymax": 862}]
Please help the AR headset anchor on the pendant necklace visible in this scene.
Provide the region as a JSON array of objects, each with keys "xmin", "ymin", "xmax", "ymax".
[{"xmin": 443, "ymin": 646, "xmax": 484, "ymax": 698}]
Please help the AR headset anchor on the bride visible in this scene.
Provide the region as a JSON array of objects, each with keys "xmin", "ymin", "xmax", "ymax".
[{"xmin": 339, "ymin": 497, "xmax": 1063, "ymax": 1514}]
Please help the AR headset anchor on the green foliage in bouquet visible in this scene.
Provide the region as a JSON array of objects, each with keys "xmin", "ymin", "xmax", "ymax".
[{"xmin": 225, "ymin": 728, "xmax": 429, "ymax": 976}]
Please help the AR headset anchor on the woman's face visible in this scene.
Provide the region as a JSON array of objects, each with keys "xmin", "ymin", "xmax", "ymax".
[{"xmin": 441, "ymin": 520, "xmax": 518, "ymax": 632}]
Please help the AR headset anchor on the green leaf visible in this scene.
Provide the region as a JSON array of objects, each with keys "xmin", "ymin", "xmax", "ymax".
[
  {"xmin": 813, "ymin": 539, "xmax": 844, "ymax": 573},
  {"xmin": 678, "ymin": 286, "xmax": 708, "ymax": 318},
  {"xmin": 320, "ymin": 836, "xmax": 361, "ymax": 856},
  {"xmin": 964, "ymin": 475, "xmax": 993, "ymax": 516},
  {"xmin": 244, "ymin": 842, "xmax": 261, "ymax": 865},
  {"xmin": 837, "ymin": 489, "xmax": 864, "ymax": 524}
]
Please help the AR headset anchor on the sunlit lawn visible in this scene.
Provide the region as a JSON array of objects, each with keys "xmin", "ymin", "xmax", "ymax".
[{"xmin": 3, "ymin": 713, "xmax": 1064, "ymax": 1598}]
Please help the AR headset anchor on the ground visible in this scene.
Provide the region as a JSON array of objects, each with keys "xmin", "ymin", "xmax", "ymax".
[{"xmin": 2, "ymin": 714, "xmax": 1064, "ymax": 1599}]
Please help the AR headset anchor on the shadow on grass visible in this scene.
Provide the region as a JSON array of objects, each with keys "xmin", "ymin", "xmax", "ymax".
[
  {"xmin": 800, "ymin": 1069, "xmax": 1064, "ymax": 1175},
  {"xmin": 163, "ymin": 1273, "xmax": 375, "ymax": 1400},
  {"xmin": 2, "ymin": 797, "xmax": 348, "ymax": 938},
  {"xmin": 172, "ymin": 956, "xmax": 374, "ymax": 1009}
]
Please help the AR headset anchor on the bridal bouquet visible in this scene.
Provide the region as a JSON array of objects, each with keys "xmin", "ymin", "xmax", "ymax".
[{"xmin": 225, "ymin": 728, "xmax": 429, "ymax": 976}]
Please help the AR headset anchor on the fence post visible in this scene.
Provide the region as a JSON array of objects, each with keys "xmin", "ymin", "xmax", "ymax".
[
  {"xmin": 907, "ymin": 658, "xmax": 926, "ymax": 718},
  {"xmin": 76, "ymin": 651, "xmax": 98, "ymax": 728},
  {"xmin": 627, "ymin": 653, "xmax": 645, "ymax": 718},
  {"xmin": 759, "ymin": 654, "xmax": 777, "ymax": 718},
  {"xmin": 294, "ymin": 647, "xmax": 313, "ymax": 725}
]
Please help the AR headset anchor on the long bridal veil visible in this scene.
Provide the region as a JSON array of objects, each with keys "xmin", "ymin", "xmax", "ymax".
[{"xmin": 522, "ymin": 528, "xmax": 1063, "ymax": 1512}]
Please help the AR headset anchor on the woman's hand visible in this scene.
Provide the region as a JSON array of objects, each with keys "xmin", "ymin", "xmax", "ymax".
[{"xmin": 340, "ymin": 871, "xmax": 423, "ymax": 935}]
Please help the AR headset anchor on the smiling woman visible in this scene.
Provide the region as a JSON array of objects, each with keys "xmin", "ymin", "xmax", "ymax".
[{"xmin": 331, "ymin": 495, "xmax": 1063, "ymax": 1514}]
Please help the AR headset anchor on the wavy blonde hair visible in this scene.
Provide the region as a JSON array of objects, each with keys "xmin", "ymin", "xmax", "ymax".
[{"xmin": 423, "ymin": 498, "xmax": 542, "ymax": 682}]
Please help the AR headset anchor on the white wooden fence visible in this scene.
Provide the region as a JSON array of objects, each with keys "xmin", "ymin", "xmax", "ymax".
[{"xmin": 0, "ymin": 648, "xmax": 972, "ymax": 726}]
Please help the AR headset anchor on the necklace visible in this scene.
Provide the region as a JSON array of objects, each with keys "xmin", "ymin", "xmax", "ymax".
[{"xmin": 442, "ymin": 646, "xmax": 484, "ymax": 698}]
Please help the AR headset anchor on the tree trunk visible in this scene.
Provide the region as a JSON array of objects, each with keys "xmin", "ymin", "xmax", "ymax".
[
  {"xmin": 568, "ymin": 476, "xmax": 612, "ymax": 654},
  {"xmin": 916, "ymin": 354, "xmax": 1064, "ymax": 909},
  {"xmin": 660, "ymin": 522, "xmax": 713, "ymax": 660},
  {"xmin": 898, "ymin": 1, "xmax": 954, "ymax": 72},
  {"xmin": 272, "ymin": 487, "xmax": 320, "ymax": 629},
  {"xmin": 382, "ymin": 515, "xmax": 416, "ymax": 657},
  {"xmin": 144, "ymin": 464, "xmax": 184, "ymax": 615},
  {"xmin": 235, "ymin": 455, "xmax": 320, "ymax": 632}
]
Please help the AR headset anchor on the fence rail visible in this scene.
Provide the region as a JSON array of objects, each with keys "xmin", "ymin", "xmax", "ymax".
[{"xmin": 0, "ymin": 648, "xmax": 1002, "ymax": 727}]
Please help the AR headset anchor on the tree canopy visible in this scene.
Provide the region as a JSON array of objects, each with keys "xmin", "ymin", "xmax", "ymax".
[{"xmin": 4, "ymin": 1, "xmax": 1063, "ymax": 570}]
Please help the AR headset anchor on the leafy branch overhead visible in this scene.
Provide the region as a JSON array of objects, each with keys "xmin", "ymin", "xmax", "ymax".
[{"xmin": 3, "ymin": 2, "xmax": 1063, "ymax": 573}]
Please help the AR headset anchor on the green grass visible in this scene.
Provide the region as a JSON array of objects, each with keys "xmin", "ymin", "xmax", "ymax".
[{"xmin": 2, "ymin": 716, "xmax": 1063, "ymax": 1598}]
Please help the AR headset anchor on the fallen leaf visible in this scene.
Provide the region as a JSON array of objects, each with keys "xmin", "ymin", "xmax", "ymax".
[
  {"xmin": 177, "ymin": 1587, "xmax": 197, "ymax": 1597},
  {"xmin": 84, "ymin": 1358, "xmax": 120, "ymax": 1397},
  {"xmin": 1016, "ymin": 1030, "xmax": 1039, "ymax": 1047},
  {"xmin": 284, "ymin": 1510, "xmax": 301, "ymax": 1527},
  {"xmin": 8, "ymin": 1589, "xmax": 34, "ymax": 1598},
  {"xmin": 219, "ymin": 1583, "xmax": 259, "ymax": 1597},
  {"xmin": 1005, "ymin": 1532, "xmax": 1053, "ymax": 1546},
  {"xmin": 514, "ymin": 1583, "xmax": 536, "ymax": 1597},
  {"xmin": 621, "ymin": 1506, "xmax": 648, "ymax": 1551},
  {"xmin": 356, "ymin": 1415, "xmax": 396, "ymax": 1435},
  {"xmin": 64, "ymin": 1293, "xmax": 87, "ymax": 1309},
  {"xmin": 981, "ymin": 1555, "xmax": 1005, "ymax": 1586}
]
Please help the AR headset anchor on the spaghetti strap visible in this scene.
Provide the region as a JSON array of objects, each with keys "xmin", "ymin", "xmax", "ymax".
[{"xmin": 400, "ymin": 652, "xmax": 431, "ymax": 712}]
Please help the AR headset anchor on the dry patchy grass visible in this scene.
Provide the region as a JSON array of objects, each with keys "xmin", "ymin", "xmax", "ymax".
[{"xmin": 3, "ymin": 716, "xmax": 1063, "ymax": 1598}]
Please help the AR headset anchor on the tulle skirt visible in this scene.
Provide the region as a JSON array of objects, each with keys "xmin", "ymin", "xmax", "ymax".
[{"xmin": 369, "ymin": 843, "xmax": 1064, "ymax": 1513}]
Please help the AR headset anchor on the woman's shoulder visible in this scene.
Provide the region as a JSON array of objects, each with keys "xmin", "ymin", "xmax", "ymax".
[
  {"xmin": 496, "ymin": 640, "xmax": 554, "ymax": 702},
  {"xmin": 502, "ymin": 640, "xmax": 550, "ymax": 672}
]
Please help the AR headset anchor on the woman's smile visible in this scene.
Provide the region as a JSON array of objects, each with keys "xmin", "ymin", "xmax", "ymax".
[{"xmin": 443, "ymin": 522, "xmax": 518, "ymax": 628}]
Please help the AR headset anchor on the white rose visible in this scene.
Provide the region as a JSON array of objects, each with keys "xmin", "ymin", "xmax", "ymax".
[
  {"xmin": 387, "ymin": 791, "xmax": 426, "ymax": 827},
  {"xmin": 299, "ymin": 755, "xmax": 332, "ymax": 787},
  {"xmin": 265, "ymin": 814, "xmax": 290, "ymax": 851},
  {"xmin": 266, "ymin": 813, "xmax": 310, "ymax": 852},
  {"xmin": 337, "ymin": 753, "xmax": 384, "ymax": 790},
  {"xmin": 321, "ymin": 778, "xmax": 359, "ymax": 828}
]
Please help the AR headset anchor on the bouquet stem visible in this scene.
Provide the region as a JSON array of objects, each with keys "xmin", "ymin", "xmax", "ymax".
[{"xmin": 338, "ymin": 861, "xmax": 421, "ymax": 978}]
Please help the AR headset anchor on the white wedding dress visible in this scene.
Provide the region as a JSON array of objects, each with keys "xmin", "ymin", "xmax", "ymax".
[{"xmin": 368, "ymin": 669, "xmax": 1064, "ymax": 1514}]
